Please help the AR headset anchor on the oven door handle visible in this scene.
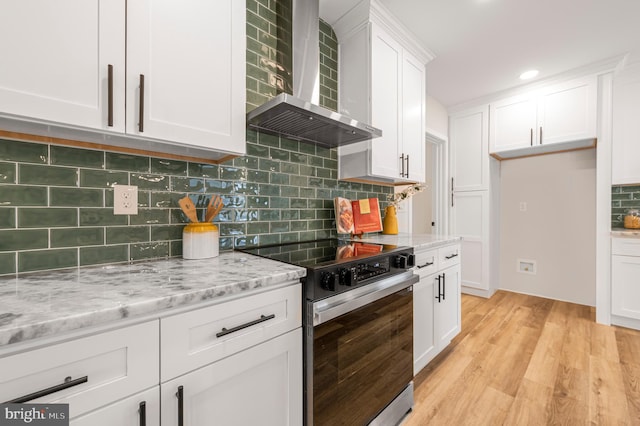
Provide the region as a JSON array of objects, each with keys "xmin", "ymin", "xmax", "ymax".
[{"xmin": 312, "ymin": 272, "xmax": 419, "ymax": 326}]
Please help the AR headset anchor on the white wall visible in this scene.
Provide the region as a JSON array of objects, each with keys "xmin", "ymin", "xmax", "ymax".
[
  {"xmin": 499, "ymin": 149, "xmax": 596, "ymax": 306},
  {"xmin": 425, "ymin": 95, "xmax": 448, "ymax": 139}
]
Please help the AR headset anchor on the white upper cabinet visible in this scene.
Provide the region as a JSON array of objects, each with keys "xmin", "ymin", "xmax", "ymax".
[
  {"xmin": 612, "ymin": 61, "xmax": 640, "ymax": 185},
  {"xmin": 126, "ymin": 0, "xmax": 246, "ymax": 154},
  {"xmin": 336, "ymin": 1, "xmax": 430, "ymax": 184},
  {"xmin": 489, "ymin": 75, "xmax": 597, "ymax": 157},
  {"xmin": 0, "ymin": 0, "xmax": 125, "ymax": 131},
  {"xmin": 449, "ymin": 105, "xmax": 490, "ymax": 191},
  {"xmin": 0, "ymin": 0, "xmax": 246, "ymax": 159}
]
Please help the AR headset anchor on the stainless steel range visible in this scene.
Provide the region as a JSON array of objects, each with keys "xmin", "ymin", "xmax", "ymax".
[{"xmin": 240, "ymin": 238, "xmax": 417, "ymax": 425}]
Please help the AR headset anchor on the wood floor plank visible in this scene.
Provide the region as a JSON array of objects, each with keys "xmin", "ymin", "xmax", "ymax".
[
  {"xmin": 588, "ymin": 355, "xmax": 631, "ymax": 424},
  {"xmin": 405, "ymin": 290, "xmax": 640, "ymax": 426}
]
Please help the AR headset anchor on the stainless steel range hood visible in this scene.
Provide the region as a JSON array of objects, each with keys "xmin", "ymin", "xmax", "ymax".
[{"xmin": 246, "ymin": 0, "xmax": 382, "ymax": 148}]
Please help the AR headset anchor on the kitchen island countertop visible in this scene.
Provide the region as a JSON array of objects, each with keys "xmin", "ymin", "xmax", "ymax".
[
  {"xmin": 357, "ymin": 233, "xmax": 462, "ymax": 250},
  {"xmin": 0, "ymin": 252, "xmax": 305, "ymax": 349}
]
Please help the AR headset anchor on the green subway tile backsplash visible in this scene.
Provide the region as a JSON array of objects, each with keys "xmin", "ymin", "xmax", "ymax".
[
  {"xmin": 0, "ymin": 139, "xmax": 48, "ymax": 163},
  {"xmin": 50, "ymin": 146, "xmax": 104, "ymax": 168},
  {"xmin": 0, "ymin": 4, "xmax": 392, "ymax": 275},
  {"xmin": 612, "ymin": 185, "xmax": 640, "ymax": 228}
]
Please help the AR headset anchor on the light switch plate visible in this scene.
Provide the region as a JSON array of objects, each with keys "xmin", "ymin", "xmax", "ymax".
[{"xmin": 114, "ymin": 185, "xmax": 138, "ymax": 215}]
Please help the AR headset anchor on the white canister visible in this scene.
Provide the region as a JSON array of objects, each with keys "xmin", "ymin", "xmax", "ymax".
[{"xmin": 182, "ymin": 223, "xmax": 219, "ymax": 259}]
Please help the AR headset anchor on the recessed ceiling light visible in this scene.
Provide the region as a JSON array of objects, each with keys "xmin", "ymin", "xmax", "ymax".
[{"xmin": 519, "ymin": 69, "xmax": 539, "ymax": 80}]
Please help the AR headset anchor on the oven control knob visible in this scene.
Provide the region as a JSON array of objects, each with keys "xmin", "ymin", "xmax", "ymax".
[
  {"xmin": 321, "ymin": 272, "xmax": 337, "ymax": 291},
  {"xmin": 339, "ymin": 268, "xmax": 354, "ymax": 286},
  {"xmin": 407, "ymin": 253, "xmax": 416, "ymax": 267},
  {"xmin": 394, "ymin": 255, "xmax": 408, "ymax": 269}
]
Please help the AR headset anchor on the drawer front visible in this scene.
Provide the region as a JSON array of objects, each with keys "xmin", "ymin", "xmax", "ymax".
[
  {"xmin": 439, "ymin": 244, "xmax": 461, "ymax": 269},
  {"xmin": 612, "ymin": 237, "xmax": 640, "ymax": 256},
  {"xmin": 0, "ymin": 321, "xmax": 159, "ymax": 419},
  {"xmin": 414, "ymin": 249, "xmax": 438, "ymax": 278},
  {"xmin": 160, "ymin": 284, "xmax": 301, "ymax": 381}
]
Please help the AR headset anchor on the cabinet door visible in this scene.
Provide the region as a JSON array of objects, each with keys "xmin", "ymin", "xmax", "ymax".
[
  {"xmin": 71, "ymin": 387, "xmax": 159, "ymax": 426},
  {"xmin": 401, "ymin": 51, "xmax": 425, "ymax": 182},
  {"xmin": 450, "ymin": 105, "xmax": 489, "ymax": 191},
  {"xmin": 370, "ymin": 24, "xmax": 402, "ymax": 179},
  {"xmin": 126, "ymin": 0, "xmax": 245, "ymax": 154},
  {"xmin": 161, "ymin": 328, "xmax": 302, "ymax": 426},
  {"xmin": 413, "ymin": 271, "xmax": 437, "ymax": 375},
  {"xmin": 451, "ymin": 190, "xmax": 489, "ymax": 292},
  {"xmin": 537, "ymin": 76, "xmax": 597, "ymax": 146},
  {"xmin": 612, "ymin": 62, "xmax": 640, "ymax": 185},
  {"xmin": 0, "ymin": 0, "xmax": 125, "ymax": 131},
  {"xmin": 612, "ymin": 255, "xmax": 640, "ymax": 320},
  {"xmin": 489, "ymin": 94, "xmax": 537, "ymax": 152},
  {"xmin": 435, "ymin": 265, "xmax": 461, "ymax": 348}
]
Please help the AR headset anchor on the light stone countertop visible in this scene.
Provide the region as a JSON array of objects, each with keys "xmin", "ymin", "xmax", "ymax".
[
  {"xmin": 357, "ymin": 233, "xmax": 462, "ymax": 251},
  {"xmin": 611, "ymin": 228, "xmax": 640, "ymax": 238},
  {"xmin": 0, "ymin": 252, "xmax": 305, "ymax": 349}
]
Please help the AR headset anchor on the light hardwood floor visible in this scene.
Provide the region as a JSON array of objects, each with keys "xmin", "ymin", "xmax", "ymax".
[{"xmin": 404, "ymin": 290, "xmax": 640, "ymax": 425}]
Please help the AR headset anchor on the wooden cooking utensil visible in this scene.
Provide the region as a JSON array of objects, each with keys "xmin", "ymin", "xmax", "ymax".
[
  {"xmin": 205, "ymin": 195, "xmax": 224, "ymax": 222},
  {"xmin": 179, "ymin": 196, "xmax": 199, "ymax": 223}
]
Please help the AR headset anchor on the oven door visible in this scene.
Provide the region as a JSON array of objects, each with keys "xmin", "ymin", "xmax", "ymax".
[{"xmin": 305, "ymin": 271, "xmax": 418, "ymax": 426}]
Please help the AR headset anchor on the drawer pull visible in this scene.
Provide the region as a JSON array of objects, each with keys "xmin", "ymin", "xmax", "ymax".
[
  {"xmin": 417, "ymin": 261, "xmax": 434, "ymax": 269},
  {"xmin": 5, "ymin": 375, "xmax": 88, "ymax": 403},
  {"xmin": 445, "ymin": 253, "xmax": 458, "ymax": 260},
  {"xmin": 216, "ymin": 314, "xmax": 276, "ymax": 338},
  {"xmin": 176, "ymin": 386, "xmax": 183, "ymax": 426},
  {"xmin": 139, "ymin": 401, "xmax": 146, "ymax": 426}
]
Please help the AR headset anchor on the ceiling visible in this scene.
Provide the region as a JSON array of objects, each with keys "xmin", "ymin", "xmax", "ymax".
[{"xmin": 320, "ymin": 0, "xmax": 640, "ymax": 108}]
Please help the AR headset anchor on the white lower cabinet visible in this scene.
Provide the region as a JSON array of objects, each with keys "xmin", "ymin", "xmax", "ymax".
[
  {"xmin": 71, "ymin": 387, "xmax": 160, "ymax": 426},
  {"xmin": 161, "ymin": 328, "xmax": 302, "ymax": 426},
  {"xmin": 611, "ymin": 237, "xmax": 640, "ymax": 329},
  {"xmin": 413, "ymin": 244, "xmax": 461, "ymax": 375},
  {"xmin": 0, "ymin": 284, "xmax": 303, "ymax": 426}
]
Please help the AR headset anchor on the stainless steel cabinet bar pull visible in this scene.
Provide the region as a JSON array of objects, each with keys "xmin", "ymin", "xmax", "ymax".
[
  {"xmin": 451, "ymin": 177, "xmax": 455, "ymax": 207},
  {"xmin": 400, "ymin": 154, "xmax": 406, "ymax": 177},
  {"xmin": 176, "ymin": 386, "xmax": 184, "ymax": 426},
  {"xmin": 417, "ymin": 261, "xmax": 434, "ymax": 269},
  {"xmin": 107, "ymin": 64, "xmax": 114, "ymax": 127},
  {"xmin": 530, "ymin": 128, "xmax": 533, "ymax": 146},
  {"xmin": 445, "ymin": 253, "xmax": 458, "ymax": 260},
  {"xmin": 139, "ymin": 74, "xmax": 145, "ymax": 132},
  {"xmin": 216, "ymin": 314, "xmax": 276, "ymax": 338},
  {"xmin": 5, "ymin": 376, "xmax": 88, "ymax": 403},
  {"xmin": 406, "ymin": 155, "xmax": 410, "ymax": 178},
  {"xmin": 539, "ymin": 126, "xmax": 543, "ymax": 144},
  {"xmin": 442, "ymin": 272, "xmax": 446, "ymax": 300},
  {"xmin": 139, "ymin": 401, "xmax": 146, "ymax": 426}
]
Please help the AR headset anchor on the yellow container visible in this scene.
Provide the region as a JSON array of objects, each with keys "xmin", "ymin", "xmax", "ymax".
[
  {"xmin": 183, "ymin": 223, "xmax": 219, "ymax": 259},
  {"xmin": 382, "ymin": 205, "xmax": 398, "ymax": 235}
]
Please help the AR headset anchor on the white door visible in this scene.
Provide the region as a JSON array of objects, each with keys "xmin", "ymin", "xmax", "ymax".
[
  {"xmin": 450, "ymin": 105, "xmax": 489, "ymax": 191},
  {"xmin": 537, "ymin": 76, "xmax": 597, "ymax": 146},
  {"xmin": 451, "ymin": 191, "xmax": 489, "ymax": 292},
  {"xmin": 0, "ymin": 0, "xmax": 125, "ymax": 131},
  {"xmin": 370, "ymin": 23, "xmax": 402, "ymax": 179},
  {"xmin": 126, "ymin": 0, "xmax": 245, "ymax": 153},
  {"xmin": 401, "ymin": 51, "xmax": 425, "ymax": 182},
  {"xmin": 161, "ymin": 329, "xmax": 302, "ymax": 426},
  {"xmin": 71, "ymin": 387, "xmax": 159, "ymax": 426},
  {"xmin": 612, "ymin": 255, "xmax": 640, "ymax": 320},
  {"xmin": 413, "ymin": 272, "xmax": 437, "ymax": 374},
  {"xmin": 435, "ymin": 265, "xmax": 461, "ymax": 347},
  {"xmin": 489, "ymin": 94, "xmax": 537, "ymax": 153}
]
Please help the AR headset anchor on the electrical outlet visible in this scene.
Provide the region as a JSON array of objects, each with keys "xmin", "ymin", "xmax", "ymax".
[
  {"xmin": 519, "ymin": 201, "xmax": 527, "ymax": 212},
  {"xmin": 113, "ymin": 185, "xmax": 138, "ymax": 215}
]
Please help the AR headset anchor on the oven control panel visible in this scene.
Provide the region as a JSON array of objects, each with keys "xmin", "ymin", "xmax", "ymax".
[{"xmin": 313, "ymin": 250, "xmax": 415, "ymax": 299}]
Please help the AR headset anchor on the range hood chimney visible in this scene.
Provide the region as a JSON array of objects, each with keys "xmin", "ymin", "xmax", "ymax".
[{"xmin": 246, "ymin": 0, "xmax": 382, "ymax": 148}]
